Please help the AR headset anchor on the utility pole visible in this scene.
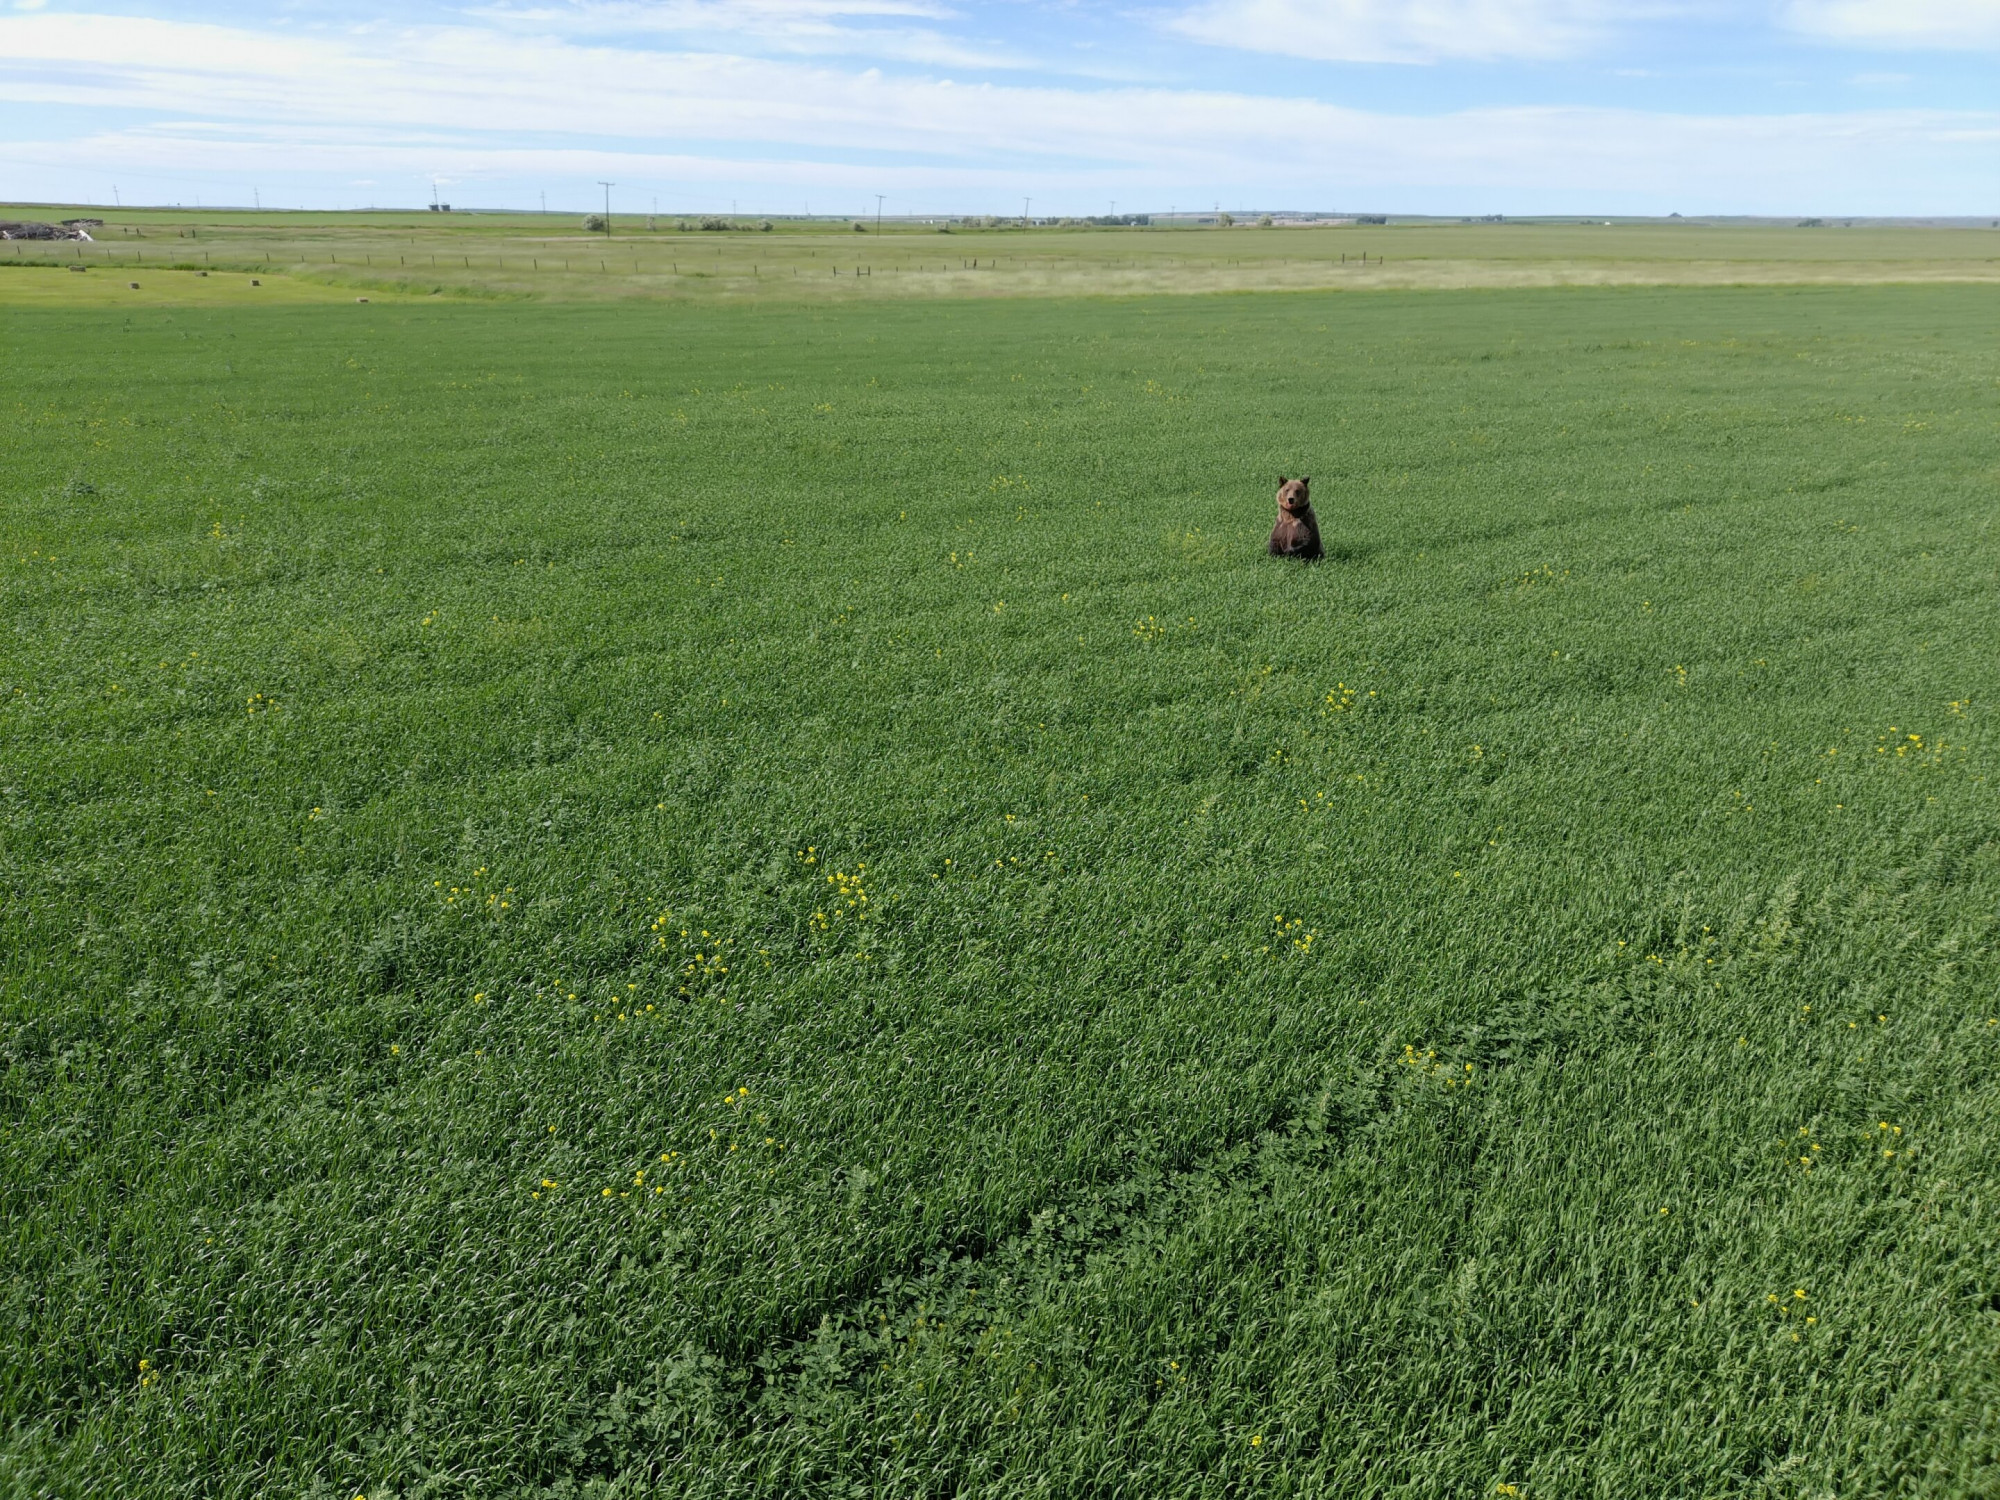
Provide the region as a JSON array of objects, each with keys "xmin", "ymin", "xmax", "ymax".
[
  {"xmin": 540, "ymin": 190, "xmax": 547, "ymax": 215},
  {"xmin": 1111, "ymin": 200, "xmax": 1116, "ymax": 220},
  {"xmin": 253, "ymin": 187, "xmax": 261, "ymax": 210},
  {"xmin": 112, "ymin": 186, "xmax": 120, "ymax": 207},
  {"xmin": 875, "ymin": 194, "xmax": 885, "ymax": 233},
  {"xmin": 598, "ymin": 182, "xmax": 615, "ymax": 236},
  {"xmin": 1023, "ymin": 196, "xmax": 1031, "ymax": 225}
]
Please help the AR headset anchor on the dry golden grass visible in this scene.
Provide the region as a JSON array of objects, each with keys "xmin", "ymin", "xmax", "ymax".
[{"xmin": 4, "ymin": 209, "xmax": 1997, "ymax": 307}]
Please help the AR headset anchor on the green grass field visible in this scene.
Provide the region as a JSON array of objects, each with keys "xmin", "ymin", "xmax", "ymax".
[{"xmin": 4, "ymin": 277, "xmax": 2000, "ymax": 1497}]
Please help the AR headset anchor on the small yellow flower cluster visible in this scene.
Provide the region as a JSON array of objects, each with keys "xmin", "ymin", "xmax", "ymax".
[
  {"xmin": 1875, "ymin": 726, "xmax": 1956, "ymax": 765},
  {"xmin": 245, "ymin": 692, "xmax": 278, "ymax": 715},
  {"xmin": 1272, "ymin": 914, "xmax": 1316, "ymax": 955},
  {"xmin": 608, "ymin": 993, "xmax": 661, "ymax": 1026},
  {"xmin": 648, "ymin": 909, "xmax": 739, "ymax": 997},
  {"xmin": 1797, "ymin": 1121, "xmax": 1822, "ymax": 1166},
  {"xmin": 1790, "ymin": 1124, "xmax": 1823, "ymax": 1171},
  {"xmin": 689, "ymin": 940, "xmax": 732, "ymax": 990},
  {"xmin": 1323, "ymin": 682, "xmax": 1374, "ymax": 714},
  {"xmin": 1767, "ymin": 1289, "xmax": 1816, "ymax": 1333},
  {"xmin": 137, "ymin": 1359, "xmax": 158, "ymax": 1388},
  {"xmin": 1132, "ymin": 615, "xmax": 1166, "ymax": 642},
  {"xmin": 816, "ymin": 866, "xmax": 870, "ymax": 926},
  {"xmin": 548, "ymin": 1093, "xmax": 793, "ymax": 1204},
  {"xmin": 1398, "ymin": 1045, "xmax": 1475, "ymax": 1089},
  {"xmin": 435, "ymin": 867, "xmax": 512, "ymax": 911}
]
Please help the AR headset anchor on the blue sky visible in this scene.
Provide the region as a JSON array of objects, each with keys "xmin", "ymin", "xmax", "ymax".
[{"xmin": 3, "ymin": 1, "xmax": 1996, "ymax": 215}]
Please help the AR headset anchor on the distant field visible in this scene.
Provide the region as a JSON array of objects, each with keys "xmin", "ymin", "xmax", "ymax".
[
  {"xmin": 4, "ymin": 283, "xmax": 1999, "ymax": 1497},
  {"xmin": 5, "ymin": 209, "xmax": 1999, "ymax": 304}
]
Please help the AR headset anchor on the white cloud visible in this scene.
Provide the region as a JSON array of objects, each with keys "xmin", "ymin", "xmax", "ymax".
[
  {"xmin": 472, "ymin": 0, "xmax": 1036, "ymax": 68},
  {"xmin": 490, "ymin": 0, "xmax": 956, "ymax": 21},
  {"xmin": 478, "ymin": 0, "xmax": 956, "ymax": 26},
  {"xmin": 1, "ymin": 11, "xmax": 1995, "ymax": 211},
  {"xmin": 1165, "ymin": 0, "xmax": 1639, "ymax": 63},
  {"xmin": 1785, "ymin": 0, "xmax": 2000, "ymax": 49}
]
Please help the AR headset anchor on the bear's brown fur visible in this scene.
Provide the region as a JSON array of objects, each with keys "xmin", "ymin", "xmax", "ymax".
[{"xmin": 1267, "ymin": 476, "xmax": 1323, "ymax": 561}]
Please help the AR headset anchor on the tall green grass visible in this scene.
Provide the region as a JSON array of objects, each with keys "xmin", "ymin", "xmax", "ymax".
[{"xmin": 3, "ymin": 286, "xmax": 1998, "ymax": 1497}]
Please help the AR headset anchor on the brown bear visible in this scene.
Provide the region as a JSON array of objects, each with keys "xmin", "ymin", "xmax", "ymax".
[{"xmin": 1268, "ymin": 476, "xmax": 1323, "ymax": 561}]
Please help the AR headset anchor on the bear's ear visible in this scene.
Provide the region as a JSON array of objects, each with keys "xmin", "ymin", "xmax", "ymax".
[
  {"xmin": 1300, "ymin": 476, "xmax": 1310, "ymax": 486},
  {"xmin": 1277, "ymin": 475, "xmax": 1287, "ymax": 485}
]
